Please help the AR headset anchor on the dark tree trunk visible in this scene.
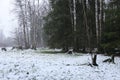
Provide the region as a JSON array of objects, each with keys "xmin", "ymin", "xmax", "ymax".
[
  {"xmin": 111, "ymin": 54, "xmax": 115, "ymax": 63},
  {"xmin": 92, "ymin": 54, "xmax": 98, "ymax": 66}
]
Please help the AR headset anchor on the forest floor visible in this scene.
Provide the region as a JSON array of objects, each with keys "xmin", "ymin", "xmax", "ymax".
[{"xmin": 0, "ymin": 48, "xmax": 120, "ymax": 80}]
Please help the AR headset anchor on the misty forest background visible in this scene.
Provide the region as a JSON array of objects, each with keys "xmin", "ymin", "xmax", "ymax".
[{"xmin": 0, "ymin": 0, "xmax": 120, "ymax": 54}]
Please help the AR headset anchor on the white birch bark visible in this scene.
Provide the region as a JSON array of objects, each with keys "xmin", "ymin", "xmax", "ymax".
[
  {"xmin": 95, "ymin": 0, "xmax": 99, "ymax": 47},
  {"xmin": 82, "ymin": 0, "xmax": 90, "ymax": 49},
  {"xmin": 73, "ymin": 0, "xmax": 77, "ymax": 32},
  {"xmin": 99, "ymin": 0, "xmax": 103, "ymax": 41}
]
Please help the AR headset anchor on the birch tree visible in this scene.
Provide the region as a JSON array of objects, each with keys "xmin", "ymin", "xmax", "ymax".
[
  {"xmin": 15, "ymin": 0, "xmax": 49, "ymax": 49},
  {"xmin": 69, "ymin": 0, "xmax": 77, "ymax": 51},
  {"xmin": 95, "ymin": 0, "xmax": 99, "ymax": 49},
  {"xmin": 15, "ymin": 0, "xmax": 29, "ymax": 48},
  {"xmin": 81, "ymin": 0, "xmax": 90, "ymax": 50}
]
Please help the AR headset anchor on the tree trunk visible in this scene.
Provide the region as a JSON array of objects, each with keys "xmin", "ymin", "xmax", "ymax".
[
  {"xmin": 82, "ymin": 0, "xmax": 91, "ymax": 52},
  {"xmin": 73, "ymin": 0, "xmax": 77, "ymax": 51},
  {"xmin": 95, "ymin": 0, "xmax": 99, "ymax": 48},
  {"xmin": 23, "ymin": 24, "xmax": 28, "ymax": 49},
  {"xmin": 31, "ymin": 0, "xmax": 37, "ymax": 50},
  {"xmin": 111, "ymin": 54, "xmax": 115, "ymax": 63},
  {"xmin": 92, "ymin": 54, "xmax": 98, "ymax": 66},
  {"xmin": 69, "ymin": 0, "xmax": 77, "ymax": 51}
]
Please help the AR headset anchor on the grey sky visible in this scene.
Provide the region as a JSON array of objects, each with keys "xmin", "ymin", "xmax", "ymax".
[{"xmin": 0, "ymin": 0, "xmax": 17, "ymax": 37}]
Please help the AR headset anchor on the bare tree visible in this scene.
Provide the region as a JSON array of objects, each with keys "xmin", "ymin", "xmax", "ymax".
[
  {"xmin": 15, "ymin": 0, "xmax": 49, "ymax": 49},
  {"xmin": 15, "ymin": 0, "xmax": 30, "ymax": 48}
]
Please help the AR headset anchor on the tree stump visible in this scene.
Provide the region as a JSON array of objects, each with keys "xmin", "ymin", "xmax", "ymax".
[
  {"xmin": 92, "ymin": 54, "xmax": 98, "ymax": 66},
  {"xmin": 111, "ymin": 54, "xmax": 115, "ymax": 63},
  {"xmin": 1, "ymin": 48, "xmax": 7, "ymax": 51},
  {"xmin": 103, "ymin": 54, "xmax": 115, "ymax": 63},
  {"xmin": 67, "ymin": 48, "xmax": 73, "ymax": 54}
]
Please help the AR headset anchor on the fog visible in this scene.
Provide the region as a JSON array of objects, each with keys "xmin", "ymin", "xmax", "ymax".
[
  {"xmin": 0, "ymin": 0, "xmax": 18, "ymax": 37},
  {"xmin": 0, "ymin": 0, "xmax": 18, "ymax": 47}
]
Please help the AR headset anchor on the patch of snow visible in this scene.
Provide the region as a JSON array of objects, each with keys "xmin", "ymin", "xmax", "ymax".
[{"xmin": 0, "ymin": 49, "xmax": 120, "ymax": 80}]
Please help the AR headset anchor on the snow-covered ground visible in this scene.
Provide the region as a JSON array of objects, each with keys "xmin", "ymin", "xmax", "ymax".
[{"xmin": 0, "ymin": 49, "xmax": 120, "ymax": 80}]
